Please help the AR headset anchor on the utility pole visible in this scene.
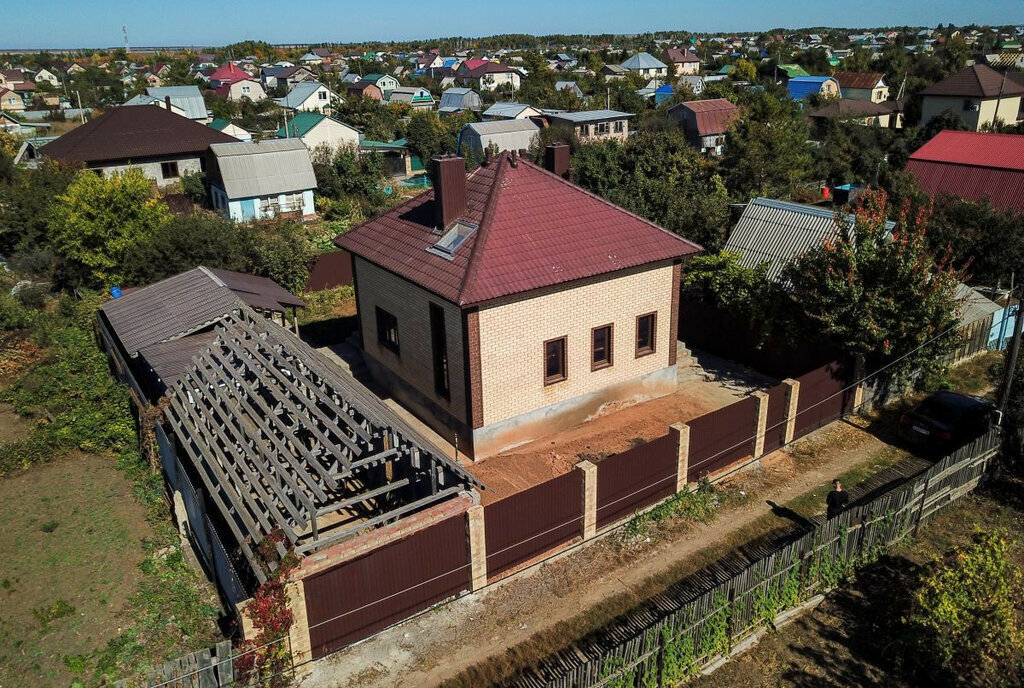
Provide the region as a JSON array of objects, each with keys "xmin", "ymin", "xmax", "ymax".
[{"xmin": 999, "ymin": 289, "xmax": 1024, "ymax": 413}]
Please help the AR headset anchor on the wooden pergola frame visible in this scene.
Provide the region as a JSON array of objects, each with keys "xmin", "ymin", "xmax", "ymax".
[{"xmin": 164, "ymin": 307, "xmax": 481, "ymax": 582}]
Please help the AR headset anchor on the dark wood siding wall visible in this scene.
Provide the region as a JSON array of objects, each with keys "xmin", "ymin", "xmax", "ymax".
[{"xmin": 303, "ymin": 515, "xmax": 470, "ymax": 659}]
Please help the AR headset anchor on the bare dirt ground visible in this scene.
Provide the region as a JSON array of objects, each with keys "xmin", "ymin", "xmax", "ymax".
[
  {"xmin": 0, "ymin": 452, "xmax": 155, "ymax": 688},
  {"xmin": 303, "ymin": 419, "xmax": 909, "ymax": 688},
  {"xmin": 468, "ymin": 351, "xmax": 777, "ymax": 504}
]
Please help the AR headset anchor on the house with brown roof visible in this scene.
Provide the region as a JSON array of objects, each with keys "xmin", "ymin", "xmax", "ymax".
[
  {"xmin": 336, "ymin": 147, "xmax": 702, "ymax": 458},
  {"xmin": 41, "ymin": 105, "xmax": 236, "ymax": 187},
  {"xmin": 919, "ymin": 64, "xmax": 1024, "ymax": 130},
  {"xmin": 663, "ymin": 48, "xmax": 701, "ymax": 75},
  {"xmin": 808, "ymin": 99, "xmax": 903, "ymax": 130},
  {"xmin": 347, "ymin": 80, "xmax": 383, "ymax": 101},
  {"xmin": 668, "ymin": 98, "xmax": 739, "ymax": 156},
  {"xmin": 833, "ymin": 72, "xmax": 889, "ymax": 102}
]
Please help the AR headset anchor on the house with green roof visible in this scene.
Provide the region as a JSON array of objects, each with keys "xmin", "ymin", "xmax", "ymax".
[
  {"xmin": 277, "ymin": 111, "xmax": 360, "ymax": 151},
  {"xmin": 362, "ymin": 73, "xmax": 400, "ymax": 96},
  {"xmin": 208, "ymin": 117, "xmax": 253, "ymax": 141},
  {"xmin": 777, "ymin": 63, "xmax": 811, "ymax": 79}
]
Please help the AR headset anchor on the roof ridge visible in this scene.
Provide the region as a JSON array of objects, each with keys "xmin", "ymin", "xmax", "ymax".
[{"xmin": 457, "ymin": 160, "xmax": 507, "ymax": 305}]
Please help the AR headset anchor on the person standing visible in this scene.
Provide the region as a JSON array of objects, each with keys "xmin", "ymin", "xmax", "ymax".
[{"xmin": 826, "ymin": 479, "xmax": 849, "ymax": 519}]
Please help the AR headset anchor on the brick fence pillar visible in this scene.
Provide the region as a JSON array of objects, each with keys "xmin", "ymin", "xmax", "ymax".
[
  {"xmin": 467, "ymin": 504, "xmax": 487, "ymax": 591},
  {"xmin": 287, "ymin": 580, "xmax": 313, "ymax": 675},
  {"xmin": 783, "ymin": 378, "xmax": 800, "ymax": 445},
  {"xmin": 752, "ymin": 391, "xmax": 769, "ymax": 458},
  {"xmin": 851, "ymin": 354, "xmax": 866, "ymax": 412},
  {"xmin": 670, "ymin": 422, "xmax": 690, "ymax": 492},
  {"xmin": 577, "ymin": 460, "xmax": 598, "ymax": 540}
]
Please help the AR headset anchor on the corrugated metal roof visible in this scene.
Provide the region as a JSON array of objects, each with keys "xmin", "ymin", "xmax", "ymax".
[
  {"xmin": 833, "ymin": 72, "xmax": 885, "ymax": 91},
  {"xmin": 955, "ymin": 283, "xmax": 1001, "ymax": 326},
  {"xmin": 146, "ymin": 86, "xmax": 208, "ymax": 120},
  {"xmin": 548, "ymin": 109, "xmax": 633, "ymax": 124},
  {"xmin": 671, "ymin": 98, "xmax": 739, "ymax": 136},
  {"xmin": 465, "ymin": 119, "xmax": 540, "ymax": 135},
  {"xmin": 482, "ymin": 101, "xmax": 536, "ymax": 118},
  {"xmin": 209, "ymin": 139, "xmax": 317, "ymax": 199},
  {"xmin": 276, "ymin": 81, "xmax": 337, "ymax": 109},
  {"xmin": 787, "ymin": 76, "xmax": 838, "ymax": 100},
  {"xmin": 337, "ymin": 156, "xmax": 701, "ymax": 306},
  {"xmin": 207, "ymin": 267, "xmax": 307, "ymax": 309},
  {"xmin": 620, "ymin": 52, "xmax": 668, "ymax": 70},
  {"xmin": 910, "ymin": 130, "xmax": 1024, "ymax": 172},
  {"xmin": 139, "ymin": 330, "xmax": 220, "ymax": 393}
]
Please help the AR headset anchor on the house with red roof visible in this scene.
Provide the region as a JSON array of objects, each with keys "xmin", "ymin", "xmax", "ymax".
[
  {"xmin": 668, "ymin": 98, "xmax": 740, "ymax": 156},
  {"xmin": 456, "ymin": 60, "xmax": 523, "ymax": 92},
  {"xmin": 208, "ymin": 62, "xmax": 249, "ymax": 89},
  {"xmin": 214, "ymin": 78, "xmax": 267, "ymax": 102},
  {"xmin": 919, "ymin": 64, "xmax": 1024, "ymax": 131},
  {"xmin": 906, "ymin": 130, "xmax": 1024, "ymax": 215},
  {"xmin": 336, "ymin": 146, "xmax": 702, "ymax": 458}
]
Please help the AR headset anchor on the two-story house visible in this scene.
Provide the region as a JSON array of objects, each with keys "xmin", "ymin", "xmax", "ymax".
[
  {"xmin": 833, "ymin": 72, "xmax": 889, "ymax": 102},
  {"xmin": 620, "ymin": 52, "xmax": 669, "ymax": 79},
  {"xmin": 547, "ymin": 109, "xmax": 632, "ymax": 142},
  {"xmin": 920, "ymin": 64, "xmax": 1024, "ymax": 131},
  {"xmin": 336, "ymin": 146, "xmax": 701, "ymax": 458}
]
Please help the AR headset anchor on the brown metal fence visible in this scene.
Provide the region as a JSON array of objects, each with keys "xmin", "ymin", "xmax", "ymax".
[
  {"xmin": 596, "ymin": 433, "xmax": 679, "ymax": 529},
  {"xmin": 303, "ymin": 515, "xmax": 471, "ymax": 659},
  {"xmin": 484, "ymin": 471, "xmax": 583, "ymax": 578},
  {"xmin": 686, "ymin": 397, "xmax": 757, "ymax": 482},
  {"xmin": 762, "ymin": 383, "xmax": 790, "ymax": 455},
  {"xmin": 794, "ymin": 361, "xmax": 852, "ymax": 439}
]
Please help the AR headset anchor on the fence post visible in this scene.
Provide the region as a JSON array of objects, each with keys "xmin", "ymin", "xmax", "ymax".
[
  {"xmin": 284, "ymin": 580, "xmax": 313, "ymax": 676},
  {"xmin": 913, "ymin": 475, "xmax": 931, "ymax": 536},
  {"xmin": 577, "ymin": 460, "xmax": 598, "ymax": 540},
  {"xmin": 782, "ymin": 378, "xmax": 800, "ymax": 444},
  {"xmin": 752, "ymin": 391, "xmax": 769, "ymax": 458},
  {"xmin": 670, "ymin": 422, "xmax": 690, "ymax": 492},
  {"xmin": 467, "ymin": 504, "xmax": 488, "ymax": 591}
]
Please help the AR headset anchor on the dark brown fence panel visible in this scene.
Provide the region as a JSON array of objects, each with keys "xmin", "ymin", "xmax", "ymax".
[
  {"xmin": 484, "ymin": 471, "xmax": 583, "ymax": 578},
  {"xmin": 304, "ymin": 515, "xmax": 470, "ymax": 659},
  {"xmin": 687, "ymin": 396, "xmax": 758, "ymax": 482},
  {"xmin": 794, "ymin": 361, "xmax": 852, "ymax": 440},
  {"xmin": 596, "ymin": 433, "xmax": 678, "ymax": 529},
  {"xmin": 762, "ymin": 383, "xmax": 790, "ymax": 455}
]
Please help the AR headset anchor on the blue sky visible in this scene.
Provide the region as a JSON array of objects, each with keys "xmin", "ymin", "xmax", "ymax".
[{"xmin": 5, "ymin": 0, "xmax": 1022, "ymax": 49}]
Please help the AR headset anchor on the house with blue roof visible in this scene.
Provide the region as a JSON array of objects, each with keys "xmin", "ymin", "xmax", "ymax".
[{"xmin": 786, "ymin": 76, "xmax": 840, "ymax": 101}]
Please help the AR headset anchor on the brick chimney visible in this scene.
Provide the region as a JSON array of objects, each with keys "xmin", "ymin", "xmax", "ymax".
[
  {"xmin": 544, "ymin": 143, "xmax": 571, "ymax": 179},
  {"xmin": 432, "ymin": 156, "xmax": 467, "ymax": 230},
  {"xmin": 165, "ymin": 96, "xmax": 173, "ymax": 111}
]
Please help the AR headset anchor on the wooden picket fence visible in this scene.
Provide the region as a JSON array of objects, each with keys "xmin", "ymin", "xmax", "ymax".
[
  {"xmin": 507, "ymin": 428, "xmax": 1001, "ymax": 688},
  {"xmin": 113, "ymin": 641, "xmax": 234, "ymax": 688}
]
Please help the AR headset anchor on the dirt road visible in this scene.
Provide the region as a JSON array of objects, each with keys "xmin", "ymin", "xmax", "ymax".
[{"xmin": 303, "ymin": 421, "xmax": 908, "ymax": 688}]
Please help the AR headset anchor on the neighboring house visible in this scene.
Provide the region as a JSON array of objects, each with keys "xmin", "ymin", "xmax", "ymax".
[
  {"xmin": 387, "ymin": 86, "xmax": 435, "ymax": 110},
  {"xmin": 458, "ymin": 119, "xmax": 541, "ymax": 158},
  {"xmin": 555, "ymin": 81, "xmax": 585, "ymax": 99},
  {"xmin": 214, "ymin": 78, "xmax": 267, "ymax": 102},
  {"xmin": 145, "ymin": 85, "xmax": 209, "ymax": 121},
  {"xmin": 668, "ymin": 98, "xmax": 740, "ymax": 156},
  {"xmin": 833, "ymin": 72, "xmax": 889, "ymax": 102},
  {"xmin": 906, "ymin": 130, "xmax": 1024, "ymax": 215},
  {"xmin": 0, "ymin": 111, "xmax": 49, "ymax": 136},
  {"xmin": 600, "ymin": 64, "xmax": 628, "ymax": 81},
  {"xmin": 0, "ymin": 86, "xmax": 26, "ymax": 112},
  {"xmin": 208, "ymin": 117, "xmax": 253, "ymax": 141},
  {"xmin": 678, "ymin": 75, "xmax": 706, "ymax": 96},
  {"xmin": 33, "ymin": 68, "xmax": 60, "ymax": 86},
  {"xmin": 277, "ymin": 111, "xmax": 360, "ymax": 150},
  {"xmin": 208, "ymin": 62, "xmax": 249, "ymax": 89},
  {"xmin": 347, "ymin": 81, "xmax": 382, "ymax": 101},
  {"xmin": 482, "ymin": 101, "xmax": 540, "ymax": 120},
  {"xmin": 362, "ymin": 73, "xmax": 400, "ymax": 96},
  {"xmin": 458, "ymin": 61, "xmax": 523, "ymax": 91},
  {"xmin": 808, "ymin": 100, "xmax": 902, "ymax": 130},
  {"xmin": 299, "ymin": 52, "xmax": 323, "ymax": 66},
  {"xmin": 276, "ymin": 81, "xmax": 342, "ymax": 114},
  {"xmin": 620, "ymin": 52, "xmax": 669, "ymax": 79},
  {"xmin": 207, "ymin": 139, "xmax": 317, "ymax": 222},
  {"xmin": 919, "ymin": 64, "xmax": 1024, "ymax": 131},
  {"xmin": 261, "ymin": 65, "xmax": 316, "ymax": 91},
  {"xmin": 438, "ymin": 87, "xmax": 482, "ymax": 114},
  {"xmin": 786, "ymin": 76, "xmax": 841, "ymax": 100},
  {"xmin": 547, "ymin": 109, "xmax": 632, "ymax": 142},
  {"xmin": 776, "ymin": 63, "xmax": 810, "ymax": 79},
  {"xmin": 359, "ymin": 138, "xmax": 417, "ymax": 178},
  {"xmin": 336, "ymin": 149, "xmax": 701, "ymax": 458},
  {"xmin": 123, "ymin": 94, "xmax": 190, "ymax": 118},
  {"xmin": 41, "ymin": 105, "xmax": 236, "ymax": 187},
  {"xmin": 663, "ymin": 48, "xmax": 701, "ymax": 75}
]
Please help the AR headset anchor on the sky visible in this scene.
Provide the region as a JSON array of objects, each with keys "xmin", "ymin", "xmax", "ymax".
[{"xmin": 4, "ymin": 0, "xmax": 1023, "ymax": 50}]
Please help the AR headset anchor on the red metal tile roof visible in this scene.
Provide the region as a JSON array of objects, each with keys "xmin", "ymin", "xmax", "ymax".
[
  {"xmin": 907, "ymin": 130, "xmax": 1024, "ymax": 214},
  {"xmin": 677, "ymin": 98, "xmax": 740, "ymax": 136},
  {"xmin": 42, "ymin": 105, "xmax": 236, "ymax": 164},
  {"xmin": 833, "ymin": 71, "xmax": 884, "ymax": 90},
  {"xmin": 921, "ymin": 64, "xmax": 1024, "ymax": 98},
  {"xmin": 210, "ymin": 62, "xmax": 247, "ymax": 83},
  {"xmin": 336, "ymin": 156, "xmax": 702, "ymax": 306}
]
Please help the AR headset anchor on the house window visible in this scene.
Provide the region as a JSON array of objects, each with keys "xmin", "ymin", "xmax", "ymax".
[
  {"xmin": 579, "ymin": 124, "xmax": 590, "ymax": 137},
  {"xmin": 613, "ymin": 120, "xmax": 624, "ymax": 133},
  {"xmin": 596, "ymin": 122, "xmax": 610, "ymax": 134},
  {"xmin": 318, "ymin": 90, "xmax": 328, "ymax": 100},
  {"xmin": 242, "ymin": 85, "xmax": 250, "ymax": 93},
  {"xmin": 636, "ymin": 312, "xmax": 657, "ymax": 357},
  {"xmin": 592, "ymin": 324, "xmax": 613, "ymax": 370},
  {"xmin": 160, "ymin": 161, "xmax": 179, "ymax": 179},
  {"xmin": 544, "ymin": 336, "xmax": 567, "ymax": 385},
  {"xmin": 429, "ymin": 303, "xmax": 450, "ymax": 399},
  {"xmin": 962, "ymin": 99, "xmax": 979, "ymax": 112},
  {"xmin": 375, "ymin": 306, "xmax": 400, "ymax": 355}
]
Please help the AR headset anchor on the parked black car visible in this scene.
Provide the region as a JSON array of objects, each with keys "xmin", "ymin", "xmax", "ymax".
[{"xmin": 898, "ymin": 391, "xmax": 1000, "ymax": 451}]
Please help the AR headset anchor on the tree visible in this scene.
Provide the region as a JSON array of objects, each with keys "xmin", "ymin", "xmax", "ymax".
[
  {"xmin": 0, "ymin": 159, "xmax": 80, "ymax": 256},
  {"xmin": 240, "ymin": 220, "xmax": 317, "ymax": 292},
  {"xmin": 926, "ymin": 195, "xmax": 1024, "ymax": 287},
  {"xmin": 47, "ymin": 169, "xmax": 170, "ymax": 287},
  {"xmin": 405, "ymin": 110, "xmax": 455, "ymax": 164},
  {"xmin": 722, "ymin": 91, "xmax": 812, "ymax": 200},
  {"xmin": 732, "ymin": 58, "xmax": 757, "ymax": 83},
  {"xmin": 121, "ymin": 213, "xmax": 249, "ymax": 286},
  {"xmin": 904, "ymin": 531, "xmax": 1024, "ymax": 687},
  {"xmin": 310, "ymin": 144, "xmax": 393, "ymax": 220},
  {"xmin": 782, "ymin": 189, "xmax": 963, "ymax": 378}
]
